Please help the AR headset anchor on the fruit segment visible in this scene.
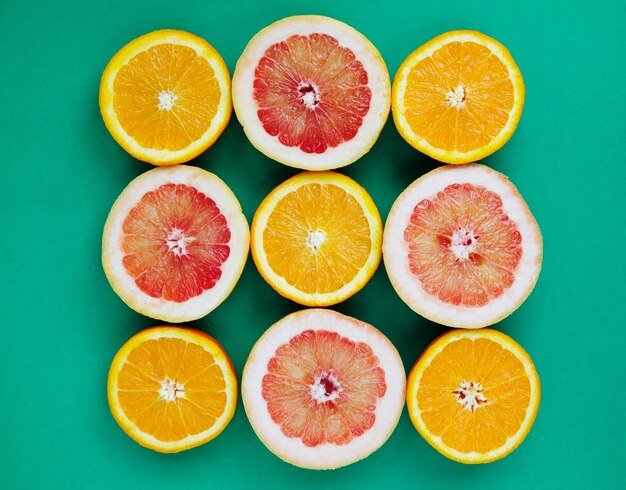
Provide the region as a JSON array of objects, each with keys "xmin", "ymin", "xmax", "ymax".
[
  {"xmin": 121, "ymin": 183, "xmax": 231, "ymax": 302},
  {"xmin": 254, "ymin": 33, "xmax": 371, "ymax": 154},
  {"xmin": 262, "ymin": 329, "xmax": 386, "ymax": 447},
  {"xmin": 404, "ymin": 183, "xmax": 522, "ymax": 307}
]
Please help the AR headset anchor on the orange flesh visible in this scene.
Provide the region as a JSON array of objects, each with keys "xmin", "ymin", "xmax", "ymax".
[
  {"xmin": 263, "ymin": 183, "xmax": 372, "ymax": 294},
  {"xmin": 121, "ymin": 183, "xmax": 231, "ymax": 302},
  {"xmin": 113, "ymin": 44, "xmax": 220, "ymax": 151},
  {"xmin": 404, "ymin": 183, "xmax": 522, "ymax": 306},
  {"xmin": 417, "ymin": 337, "xmax": 530, "ymax": 453},
  {"xmin": 261, "ymin": 329, "xmax": 386, "ymax": 447},
  {"xmin": 116, "ymin": 337, "xmax": 227, "ymax": 442},
  {"xmin": 403, "ymin": 41, "xmax": 514, "ymax": 152}
]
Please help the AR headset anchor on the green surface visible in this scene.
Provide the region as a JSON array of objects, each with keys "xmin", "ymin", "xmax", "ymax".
[{"xmin": 1, "ymin": 0, "xmax": 625, "ymax": 488}]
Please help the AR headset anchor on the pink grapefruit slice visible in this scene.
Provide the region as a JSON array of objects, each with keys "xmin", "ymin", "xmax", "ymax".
[
  {"xmin": 102, "ymin": 165, "xmax": 249, "ymax": 322},
  {"xmin": 242, "ymin": 309, "xmax": 405, "ymax": 469},
  {"xmin": 232, "ymin": 15, "xmax": 391, "ymax": 170},
  {"xmin": 383, "ymin": 164, "xmax": 542, "ymax": 328}
]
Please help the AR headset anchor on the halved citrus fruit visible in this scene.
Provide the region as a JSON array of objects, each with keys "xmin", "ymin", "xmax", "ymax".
[
  {"xmin": 108, "ymin": 326, "xmax": 237, "ymax": 453},
  {"xmin": 242, "ymin": 309, "xmax": 405, "ymax": 469},
  {"xmin": 232, "ymin": 15, "xmax": 390, "ymax": 170},
  {"xmin": 251, "ymin": 171, "xmax": 382, "ymax": 306},
  {"xmin": 383, "ymin": 164, "xmax": 542, "ymax": 328},
  {"xmin": 102, "ymin": 165, "xmax": 249, "ymax": 322},
  {"xmin": 100, "ymin": 30, "xmax": 232, "ymax": 165},
  {"xmin": 407, "ymin": 328, "xmax": 540, "ymax": 463},
  {"xmin": 392, "ymin": 31, "xmax": 525, "ymax": 164}
]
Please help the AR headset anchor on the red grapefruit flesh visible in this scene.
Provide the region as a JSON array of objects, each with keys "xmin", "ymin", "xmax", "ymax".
[
  {"xmin": 102, "ymin": 166, "xmax": 249, "ymax": 322},
  {"xmin": 383, "ymin": 164, "xmax": 542, "ymax": 328},
  {"xmin": 232, "ymin": 15, "xmax": 390, "ymax": 170},
  {"xmin": 242, "ymin": 309, "xmax": 405, "ymax": 469}
]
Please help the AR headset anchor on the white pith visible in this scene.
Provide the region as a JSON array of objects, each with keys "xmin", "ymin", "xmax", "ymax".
[
  {"xmin": 108, "ymin": 327, "xmax": 238, "ymax": 453},
  {"xmin": 232, "ymin": 15, "xmax": 391, "ymax": 170},
  {"xmin": 242, "ymin": 309, "xmax": 406, "ymax": 470},
  {"xmin": 166, "ymin": 228, "xmax": 195, "ymax": 257},
  {"xmin": 306, "ymin": 230, "xmax": 326, "ymax": 252},
  {"xmin": 102, "ymin": 165, "xmax": 250, "ymax": 323},
  {"xmin": 383, "ymin": 164, "xmax": 542, "ymax": 329},
  {"xmin": 407, "ymin": 329, "xmax": 541, "ymax": 463},
  {"xmin": 450, "ymin": 228, "xmax": 478, "ymax": 260}
]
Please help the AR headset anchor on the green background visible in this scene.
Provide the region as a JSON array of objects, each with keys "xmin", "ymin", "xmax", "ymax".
[{"xmin": 1, "ymin": 0, "xmax": 624, "ymax": 488}]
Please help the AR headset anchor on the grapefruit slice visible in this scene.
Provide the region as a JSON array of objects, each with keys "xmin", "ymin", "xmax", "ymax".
[
  {"xmin": 242, "ymin": 309, "xmax": 405, "ymax": 469},
  {"xmin": 383, "ymin": 164, "xmax": 542, "ymax": 328},
  {"xmin": 99, "ymin": 30, "xmax": 232, "ymax": 165},
  {"xmin": 251, "ymin": 171, "xmax": 382, "ymax": 306},
  {"xmin": 392, "ymin": 31, "xmax": 525, "ymax": 164},
  {"xmin": 232, "ymin": 15, "xmax": 390, "ymax": 170},
  {"xmin": 108, "ymin": 326, "xmax": 237, "ymax": 453},
  {"xmin": 102, "ymin": 165, "xmax": 249, "ymax": 322},
  {"xmin": 407, "ymin": 328, "xmax": 541, "ymax": 463}
]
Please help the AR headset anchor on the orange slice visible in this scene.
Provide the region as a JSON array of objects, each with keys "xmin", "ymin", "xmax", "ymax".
[
  {"xmin": 107, "ymin": 326, "xmax": 237, "ymax": 453},
  {"xmin": 251, "ymin": 171, "xmax": 382, "ymax": 306},
  {"xmin": 99, "ymin": 30, "xmax": 232, "ymax": 165},
  {"xmin": 407, "ymin": 329, "xmax": 540, "ymax": 463},
  {"xmin": 392, "ymin": 31, "xmax": 525, "ymax": 164}
]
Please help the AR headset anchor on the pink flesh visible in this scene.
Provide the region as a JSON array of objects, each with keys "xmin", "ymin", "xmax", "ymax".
[
  {"xmin": 253, "ymin": 33, "xmax": 372, "ymax": 154},
  {"xmin": 262, "ymin": 329, "xmax": 386, "ymax": 447},
  {"xmin": 404, "ymin": 183, "xmax": 522, "ymax": 307},
  {"xmin": 121, "ymin": 183, "xmax": 231, "ymax": 302}
]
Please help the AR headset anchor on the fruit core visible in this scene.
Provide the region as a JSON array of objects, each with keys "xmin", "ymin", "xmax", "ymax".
[
  {"xmin": 253, "ymin": 33, "xmax": 372, "ymax": 154},
  {"xmin": 158, "ymin": 90, "xmax": 178, "ymax": 111},
  {"xmin": 404, "ymin": 183, "xmax": 522, "ymax": 307},
  {"xmin": 261, "ymin": 329, "xmax": 386, "ymax": 447},
  {"xmin": 305, "ymin": 230, "xmax": 326, "ymax": 252},
  {"xmin": 121, "ymin": 183, "xmax": 231, "ymax": 302},
  {"xmin": 452, "ymin": 380, "xmax": 489, "ymax": 412},
  {"xmin": 159, "ymin": 377, "xmax": 185, "ymax": 402},
  {"xmin": 446, "ymin": 85, "xmax": 468, "ymax": 108}
]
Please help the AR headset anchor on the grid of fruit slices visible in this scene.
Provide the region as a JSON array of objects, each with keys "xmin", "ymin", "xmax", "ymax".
[{"xmin": 99, "ymin": 14, "xmax": 542, "ymax": 469}]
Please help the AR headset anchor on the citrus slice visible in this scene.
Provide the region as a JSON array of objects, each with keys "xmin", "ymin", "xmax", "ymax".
[
  {"xmin": 251, "ymin": 171, "xmax": 382, "ymax": 306},
  {"xmin": 232, "ymin": 15, "xmax": 390, "ymax": 170},
  {"xmin": 108, "ymin": 326, "xmax": 237, "ymax": 453},
  {"xmin": 407, "ymin": 328, "xmax": 540, "ymax": 463},
  {"xmin": 392, "ymin": 31, "xmax": 525, "ymax": 164},
  {"xmin": 383, "ymin": 164, "xmax": 542, "ymax": 328},
  {"xmin": 102, "ymin": 165, "xmax": 249, "ymax": 322},
  {"xmin": 242, "ymin": 309, "xmax": 405, "ymax": 469},
  {"xmin": 99, "ymin": 30, "xmax": 232, "ymax": 165}
]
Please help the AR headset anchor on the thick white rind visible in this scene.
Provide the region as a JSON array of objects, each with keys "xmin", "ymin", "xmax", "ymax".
[
  {"xmin": 242, "ymin": 309, "xmax": 406, "ymax": 469},
  {"xmin": 383, "ymin": 164, "xmax": 542, "ymax": 329},
  {"xmin": 232, "ymin": 15, "xmax": 390, "ymax": 170},
  {"xmin": 102, "ymin": 165, "xmax": 250, "ymax": 322}
]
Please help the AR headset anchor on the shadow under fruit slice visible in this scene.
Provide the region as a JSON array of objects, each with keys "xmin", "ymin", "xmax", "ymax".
[
  {"xmin": 102, "ymin": 165, "xmax": 249, "ymax": 322},
  {"xmin": 392, "ymin": 31, "xmax": 525, "ymax": 164},
  {"xmin": 251, "ymin": 171, "xmax": 382, "ymax": 306},
  {"xmin": 99, "ymin": 30, "xmax": 232, "ymax": 165},
  {"xmin": 108, "ymin": 326, "xmax": 237, "ymax": 453},
  {"xmin": 383, "ymin": 164, "xmax": 542, "ymax": 328},
  {"xmin": 232, "ymin": 15, "xmax": 390, "ymax": 170},
  {"xmin": 242, "ymin": 309, "xmax": 405, "ymax": 469},
  {"xmin": 407, "ymin": 328, "xmax": 541, "ymax": 463}
]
